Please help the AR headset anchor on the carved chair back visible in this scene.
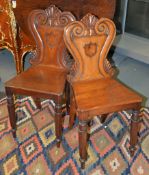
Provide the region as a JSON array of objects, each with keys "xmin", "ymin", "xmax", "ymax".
[
  {"xmin": 64, "ymin": 14, "xmax": 116, "ymax": 82},
  {"xmin": 28, "ymin": 5, "xmax": 75, "ymax": 69}
]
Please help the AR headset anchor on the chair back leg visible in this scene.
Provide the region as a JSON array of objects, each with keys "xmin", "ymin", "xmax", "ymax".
[
  {"xmin": 129, "ymin": 110, "xmax": 141, "ymax": 156},
  {"xmin": 55, "ymin": 97, "xmax": 63, "ymax": 147},
  {"xmin": 5, "ymin": 87, "xmax": 16, "ymax": 138}
]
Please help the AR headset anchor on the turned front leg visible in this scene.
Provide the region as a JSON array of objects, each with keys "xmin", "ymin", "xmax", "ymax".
[
  {"xmin": 79, "ymin": 120, "xmax": 88, "ymax": 169},
  {"xmin": 69, "ymin": 96, "xmax": 76, "ymax": 129},
  {"xmin": 5, "ymin": 88, "xmax": 16, "ymax": 138},
  {"xmin": 55, "ymin": 101, "xmax": 62, "ymax": 147},
  {"xmin": 129, "ymin": 110, "xmax": 141, "ymax": 156}
]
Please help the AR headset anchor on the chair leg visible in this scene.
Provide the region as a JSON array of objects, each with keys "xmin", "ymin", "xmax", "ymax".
[
  {"xmin": 65, "ymin": 81, "xmax": 70, "ymax": 115},
  {"xmin": 69, "ymin": 96, "xmax": 76, "ymax": 129},
  {"xmin": 129, "ymin": 110, "xmax": 140, "ymax": 156},
  {"xmin": 5, "ymin": 88, "xmax": 16, "ymax": 138},
  {"xmin": 100, "ymin": 114, "xmax": 108, "ymax": 123},
  {"xmin": 55, "ymin": 100, "xmax": 62, "ymax": 148},
  {"xmin": 34, "ymin": 97, "xmax": 41, "ymax": 109},
  {"xmin": 79, "ymin": 120, "xmax": 88, "ymax": 169}
]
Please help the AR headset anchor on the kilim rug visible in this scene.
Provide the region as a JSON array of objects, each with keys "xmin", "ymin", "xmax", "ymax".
[{"xmin": 0, "ymin": 97, "xmax": 149, "ymax": 175}]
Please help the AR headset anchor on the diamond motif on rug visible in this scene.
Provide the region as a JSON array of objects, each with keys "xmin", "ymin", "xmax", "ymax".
[
  {"xmin": 39, "ymin": 123, "xmax": 56, "ymax": 147},
  {"xmin": 20, "ymin": 135, "xmax": 43, "ymax": 164},
  {"xmin": 91, "ymin": 129, "xmax": 115, "ymax": 157},
  {"xmin": 131, "ymin": 153, "xmax": 149, "ymax": 175},
  {"xmin": 26, "ymin": 154, "xmax": 52, "ymax": 175},
  {"xmin": 55, "ymin": 159, "xmax": 79, "ymax": 175},
  {"xmin": 47, "ymin": 143, "xmax": 68, "ymax": 167},
  {"xmin": 32, "ymin": 107, "xmax": 54, "ymax": 131},
  {"xmin": 0, "ymin": 133, "xmax": 17, "ymax": 160},
  {"xmin": 102, "ymin": 149, "xmax": 128, "ymax": 174},
  {"xmin": 1, "ymin": 153, "xmax": 20, "ymax": 175},
  {"xmin": 106, "ymin": 113, "xmax": 127, "ymax": 142},
  {"xmin": 17, "ymin": 119, "xmax": 36, "ymax": 143}
]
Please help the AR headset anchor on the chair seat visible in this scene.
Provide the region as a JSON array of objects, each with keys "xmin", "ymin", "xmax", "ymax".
[
  {"xmin": 72, "ymin": 78, "xmax": 142, "ymax": 117},
  {"xmin": 5, "ymin": 65, "xmax": 67, "ymax": 96}
]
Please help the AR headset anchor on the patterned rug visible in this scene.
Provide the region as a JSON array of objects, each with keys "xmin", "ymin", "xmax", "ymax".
[{"xmin": 0, "ymin": 97, "xmax": 149, "ymax": 175}]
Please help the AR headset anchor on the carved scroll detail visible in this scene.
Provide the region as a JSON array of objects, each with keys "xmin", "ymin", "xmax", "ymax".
[
  {"xmin": 34, "ymin": 5, "xmax": 75, "ymax": 27},
  {"xmin": 28, "ymin": 5, "xmax": 75, "ymax": 66},
  {"xmin": 64, "ymin": 13, "xmax": 116, "ymax": 82}
]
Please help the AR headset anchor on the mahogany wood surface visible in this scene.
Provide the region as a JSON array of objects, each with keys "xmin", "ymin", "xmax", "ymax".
[
  {"xmin": 14, "ymin": 0, "xmax": 116, "ymax": 38},
  {"xmin": 5, "ymin": 5, "xmax": 75, "ymax": 145},
  {"xmin": 72, "ymin": 78, "xmax": 142, "ymax": 119},
  {"xmin": 64, "ymin": 14, "xmax": 142, "ymax": 168}
]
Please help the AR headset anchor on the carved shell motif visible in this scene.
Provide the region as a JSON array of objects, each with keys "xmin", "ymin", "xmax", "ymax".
[
  {"xmin": 81, "ymin": 14, "xmax": 98, "ymax": 35},
  {"xmin": 81, "ymin": 13, "xmax": 110, "ymax": 36},
  {"xmin": 35, "ymin": 5, "xmax": 75, "ymax": 27}
]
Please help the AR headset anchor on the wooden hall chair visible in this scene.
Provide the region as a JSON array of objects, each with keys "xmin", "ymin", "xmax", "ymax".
[
  {"xmin": 5, "ymin": 5, "xmax": 75, "ymax": 146},
  {"xmin": 63, "ymin": 14, "xmax": 142, "ymax": 169}
]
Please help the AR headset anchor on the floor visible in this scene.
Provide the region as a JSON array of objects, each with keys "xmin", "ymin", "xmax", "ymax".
[
  {"xmin": 0, "ymin": 50, "xmax": 31, "ymax": 99},
  {"xmin": 112, "ymin": 52, "xmax": 149, "ymax": 106},
  {"xmin": 113, "ymin": 33, "xmax": 149, "ymax": 64},
  {"xmin": 0, "ymin": 49, "xmax": 149, "ymax": 107}
]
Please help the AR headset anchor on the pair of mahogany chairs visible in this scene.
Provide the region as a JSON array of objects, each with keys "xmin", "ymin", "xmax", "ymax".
[{"xmin": 5, "ymin": 5, "xmax": 142, "ymax": 169}]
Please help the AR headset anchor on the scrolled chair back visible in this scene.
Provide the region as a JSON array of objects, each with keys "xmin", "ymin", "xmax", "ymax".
[
  {"xmin": 28, "ymin": 5, "xmax": 76, "ymax": 69},
  {"xmin": 63, "ymin": 13, "xmax": 116, "ymax": 82}
]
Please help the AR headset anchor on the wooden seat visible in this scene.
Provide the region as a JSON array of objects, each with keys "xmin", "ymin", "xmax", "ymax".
[
  {"xmin": 5, "ymin": 5, "xmax": 75, "ymax": 147},
  {"xmin": 5, "ymin": 65, "xmax": 67, "ymax": 95},
  {"xmin": 63, "ymin": 14, "xmax": 142, "ymax": 168},
  {"xmin": 72, "ymin": 78, "xmax": 142, "ymax": 117}
]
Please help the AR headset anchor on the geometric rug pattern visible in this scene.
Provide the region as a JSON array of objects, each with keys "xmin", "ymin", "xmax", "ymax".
[{"xmin": 0, "ymin": 96, "xmax": 149, "ymax": 175}]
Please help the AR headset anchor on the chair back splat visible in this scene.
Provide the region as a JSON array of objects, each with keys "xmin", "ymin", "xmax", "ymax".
[
  {"xmin": 29, "ymin": 5, "xmax": 75, "ymax": 69},
  {"xmin": 64, "ymin": 14, "xmax": 116, "ymax": 82}
]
